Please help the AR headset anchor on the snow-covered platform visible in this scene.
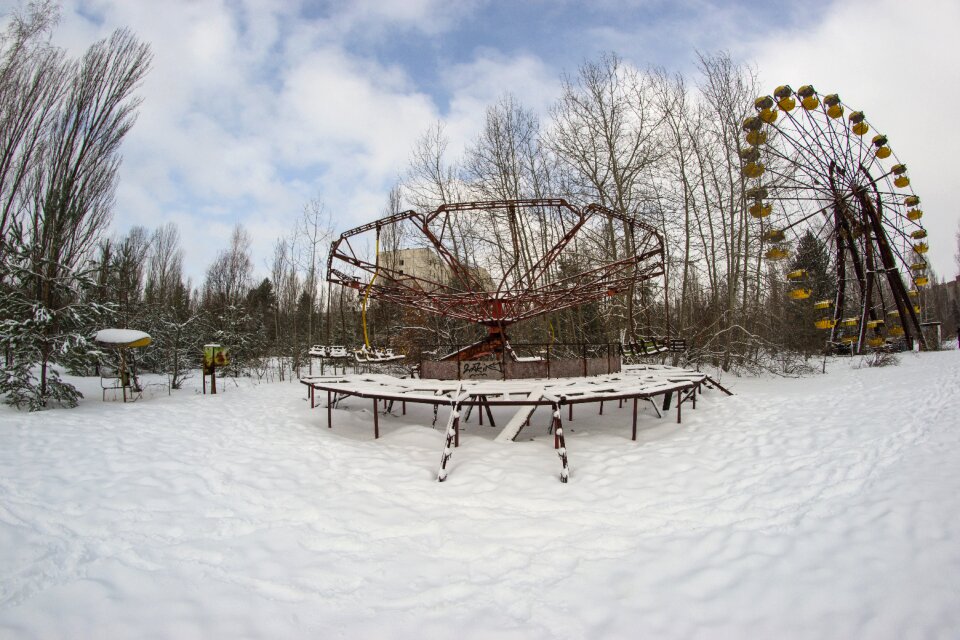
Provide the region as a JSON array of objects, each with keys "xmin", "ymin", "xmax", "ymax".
[{"xmin": 301, "ymin": 364, "xmax": 732, "ymax": 482}]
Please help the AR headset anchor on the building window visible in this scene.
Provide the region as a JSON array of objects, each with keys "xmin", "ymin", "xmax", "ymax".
[{"xmin": 399, "ymin": 259, "xmax": 404, "ymax": 266}]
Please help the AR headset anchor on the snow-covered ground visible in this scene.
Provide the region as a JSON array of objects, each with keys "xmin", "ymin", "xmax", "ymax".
[{"xmin": 2, "ymin": 350, "xmax": 959, "ymax": 639}]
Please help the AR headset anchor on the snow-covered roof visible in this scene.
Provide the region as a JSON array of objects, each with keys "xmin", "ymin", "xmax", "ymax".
[{"xmin": 94, "ymin": 329, "xmax": 152, "ymax": 348}]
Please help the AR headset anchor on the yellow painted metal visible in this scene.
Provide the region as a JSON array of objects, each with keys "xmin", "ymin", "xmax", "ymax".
[
  {"xmin": 894, "ymin": 176, "xmax": 910, "ymax": 188},
  {"xmin": 774, "ymin": 85, "xmax": 794, "ymax": 99},
  {"xmin": 827, "ymin": 104, "xmax": 844, "ymax": 119},
  {"xmin": 840, "ymin": 335, "xmax": 858, "ymax": 344},
  {"xmin": 866, "ymin": 319, "xmax": 885, "ymax": 329},
  {"xmin": 787, "ymin": 269, "xmax": 807, "ymax": 280},
  {"xmin": 763, "ymin": 229, "xmax": 785, "ymax": 242},
  {"xmin": 813, "ymin": 300, "xmax": 832, "ymax": 310},
  {"xmin": 889, "ymin": 326, "xmax": 904, "ymax": 337},
  {"xmin": 914, "ymin": 305, "xmax": 922, "ymax": 314},
  {"xmin": 777, "ymin": 96, "xmax": 796, "ymax": 111},
  {"xmin": 742, "ymin": 116, "xmax": 762, "ymax": 131},
  {"xmin": 867, "ymin": 337, "xmax": 885, "ymax": 348},
  {"xmin": 908, "ymin": 289, "xmax": 919, "ymax": 298},
  {"xmin": 915, "ymin": 276, "xmax": 929, "ymax": 286},
  {"xmin": 95, "ymin": 329, "xmax": 152, "ymax": 349},
  {"xmin": 913, "ymin": 242, "xmax": 928, "ymax": 254},
  {"xmin": 906, "ymin": 209, "xmax": 923, "ymax": 221},
  {"xmin": 745, "ymin": 130, "xmax": 767, "ymax": 146},
  {"xmin": 849, "ymin": 110, "xmax": 865, "ymax": 124},
  {"xmin": 814, "ymin": 318, "xmax": 836, "ymax": 330},
  {"xmin": 754, "ymin": 95, "xmax": 774, "ymax": 110},
  {"xmin": 910, "ymin": 261, "xmax": 927, "ymax": 271},
  {"xmin": 765, "ymin": 247, "xmax": 790, "ymax": 261},
  {"xmin": 852, "ymin": 121, "xmax": 869, "ymax": 136},
  {"xmin": 801, "ymin": 96, "xmax": 820, "ymax": 110},
  {"xmin": 841, "ymin": 317, "xmax": 858, "ymax": 327},
  {"xmin": 758, "ymin": 108, "xmax": 778, "ymax": 123},
  {"xmin": 905, "ymin": 195, "xmax": 920, "ymax": 207},
  {"xmin": 749, "ymin": 202, "xmax": 772, "ymax": 218},
  {"xmin": 742, "ymin": 162, "xmax": 765, "ymax": 178},
  {"xmin": 788, "ymin": 288, "xmax": 812, "ymax": 300},
  {"xmin": 360, "ymin": 226, "xmax": 381, "ymax": 348},
  {"xmin": 891, "ymin": 163, "xmax": 907, "ymax": 175},
  {"xmin": 910, "ymin": 229, "xmax": 927, "ymax": 239},
  {"xmin": 876, "ymin": 146, "xmax": 892, "ymax": 159}
]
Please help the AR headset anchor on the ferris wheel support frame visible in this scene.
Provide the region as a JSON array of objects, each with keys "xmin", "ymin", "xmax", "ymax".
[{"xmin": 855, "ymin": 187, "xmax": 927, "ymax": 351}]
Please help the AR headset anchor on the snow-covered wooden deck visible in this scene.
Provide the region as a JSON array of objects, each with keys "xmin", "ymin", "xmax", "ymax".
[
  {"xmin": 300, "ymin": 365, "xmax": 731, "ymax": 482},
  {"xmin": 301, "ymin": 364, "xmax": 730, "ymax": 433}
]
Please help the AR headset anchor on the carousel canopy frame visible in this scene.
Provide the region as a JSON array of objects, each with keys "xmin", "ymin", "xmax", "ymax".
[{"xmin": 326, "ymin": 199, "xmax": 666, "ymax": 330}]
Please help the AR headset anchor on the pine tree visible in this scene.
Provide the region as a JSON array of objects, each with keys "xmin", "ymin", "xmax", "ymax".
[
  {"xmin": 0, "ymin": 248, "xmax": 111, "ymax": 409},
  {"xmin": 783, "ymin": 230, "xmax": 833, "ymax": 354}
]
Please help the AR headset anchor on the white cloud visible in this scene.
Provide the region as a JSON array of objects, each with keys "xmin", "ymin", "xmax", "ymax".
[
  {"xmin": 35, "ymin": 0, "xmax": 455, "ymax": 280},
  {"xmin": 442, "ymin": 50, "xmax": 560, "ymax": 151},
  {"xmin": 328, "ymin": 0, "xmax": 482, "ymax": 38},
  {"xmin": 275, "ymin": 47, "xmax": 437, "ymax": 176},
  {"xmin": 744, "ymin": 0, "xmax": 960, "ymax": 278}
]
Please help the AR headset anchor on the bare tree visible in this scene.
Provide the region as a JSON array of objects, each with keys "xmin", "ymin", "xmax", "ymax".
[
  {"xmin": 109, "ymin": 225, "xmax": 150, "ymax": 326},
  {"xmin": 145, "ymin": 221, "xmax": 184, "ymax": 306},
  {"xmin": 954, "ymin": 219, "xmax": 960, "ymax": 278},
  {"xmin": 549, "ymin": 53, "xmax": 664, "ymax": 212},
  {"xmin": 694, "ymin": 51, "xmax": 761, "ymax": 369},
  {"xmin": 297, "ymin": 196, "xmax": 332, "ymax": 350},
  {"xmin": 549, "ymin": 53, "xmax": 665, "ymax": 339},
  {"xmin": 405, "ymin": 121, "xmax": 463, "ymax": 210},
  {"xmin": 203, "ymin": 223, "xmax": 253, "ymax": 310},
  {"xmin": 0, "ymin": 0, "xmax": 66, "ymax": 253},
  {"xmin": 464, "ymin": 93, "xmax": 552, "ymax": 201},
  {"xmin": 4, "ymin": 26, "xmax": 152, "ymax": 406}
]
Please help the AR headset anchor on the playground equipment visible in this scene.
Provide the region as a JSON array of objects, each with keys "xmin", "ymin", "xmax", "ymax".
[
  {"xmin": 743, "ymin": 85, "xmax": 931, "ymax": 353},
  {"xmin": 94, "ymin": 328, "xmax": 151, "ymax": 402},
  {"xmin": 313, "ymin": 198, "xmax": 730, "ymax": 484},
  {"xmin": 327, "ymin": 199, "xmax": 666, "ymax": 369},
  {"xmin": 308, "ymin": 344, "xmax": 352, "ymax": 375}
]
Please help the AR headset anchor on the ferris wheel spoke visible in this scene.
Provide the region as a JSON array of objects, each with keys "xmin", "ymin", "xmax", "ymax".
[{"xmin": 750, "ymin": 84, "xmax": 930, "ymax": 351}]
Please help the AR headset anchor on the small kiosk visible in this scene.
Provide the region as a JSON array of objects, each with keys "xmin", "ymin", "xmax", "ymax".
[{"xmin": 94, "ymin": 328, "xmax": 152, "ymax": 402}]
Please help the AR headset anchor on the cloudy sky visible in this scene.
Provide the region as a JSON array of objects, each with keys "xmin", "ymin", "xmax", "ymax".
[{"xmin": 3, "ymin": 0, "xmax": 958, "ymax": 282}]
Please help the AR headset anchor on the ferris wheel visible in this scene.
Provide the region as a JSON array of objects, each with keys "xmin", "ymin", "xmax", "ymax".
[{"xmin": 742, "ymin": 84, "xmax": 930, "ymax": 352}]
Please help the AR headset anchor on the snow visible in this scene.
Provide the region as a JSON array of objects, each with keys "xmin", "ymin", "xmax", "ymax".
[
  {"xmin": 94, "ymin": 329, "xmax": 152, "ymax": 347},
  {"xmin": 2, "ymin": 350, "xmax": 960, "ymax": 638}
]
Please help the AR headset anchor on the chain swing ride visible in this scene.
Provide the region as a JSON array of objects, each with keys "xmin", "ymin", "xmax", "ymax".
[
  {"xmin": 315, "ymin": 201, "xmax": 724, "ymax": 483},
  {"xmin": 327, "ymin": 198, "xmax": 666, "ymax": 367}
]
